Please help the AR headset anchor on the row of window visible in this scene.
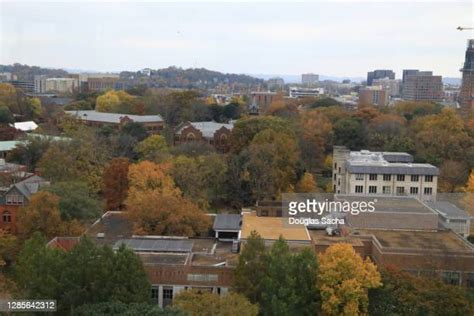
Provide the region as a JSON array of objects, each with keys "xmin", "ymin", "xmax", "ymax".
[
  {"xmin": 5, "ymin": 195, "xmax": 24, "ymax": 205},
  {"xmin": 354, "ymin": 185, "xmax": 433, "ymax": 195},
  {"xmin": 356, "ymin": 174, "xmax": 434, "ymax": 182},
  {"xmin": 406, "ymin": 270, "xmax": 474, "ymax": 287}
]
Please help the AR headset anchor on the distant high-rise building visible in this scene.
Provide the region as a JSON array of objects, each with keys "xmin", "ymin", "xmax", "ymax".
[
  {"xmin": 358, "ymin": 86, "xmax": 389, "ymax": 107},
  {"xmin": 372, "ymin": 78, "xmax": 401, "ymax": 97},
  {"xmin": 459, "ymin": 39, "xmax": 474, "ymax": 117},
  {"xmin": 402, "ymin": 71, "xmax": 443, "ymax": 102},
  {"xmin": 267, "ymin": 77, "xmax": 285, "ymax": 89},
  {"xmin": 34, "ymin": 75, "xmax": 47, "ymax": 93},
  {"xmin": 367, "ymin": 69, "xmax": 395, "ymax": 86},
  {"xmin": 8, "ymin": 80, "xmax": 34, "ymax": 93},
  {"xmin": 402, "ymin": 69, "xmax": 420, "ymax": 84},
  {"xmin": 301, "ymin": 73, "xmax": 319, "ymax": 86},
  {"xmin": 45, "ymin": 78, "xmax": 78, "ymax": 93}
]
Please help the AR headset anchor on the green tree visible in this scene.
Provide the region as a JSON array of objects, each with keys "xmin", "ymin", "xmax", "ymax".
[
  {"xmin": 73, "ymin": 302, "xmax": 179, "ymax": 316},
  {"xmin": 0, "ymin": 105, "xmax": 13, "ymax": 123},
  {"xmin": 369, "ymin": 267, "xmax": 474, "ymax": 316},
  {"xmin": 44, "ymin": 181, "xmax": 102, "ymax": 221},
  {"xmin": 6, "ymin": 136, "xmax": 52, "ymax": 172},
  {"xmin": 135, "ymin": 134, "xmax": 169, "ymax": 161},
  {"xmin": 333, "ymin": 117, "xmax": 367, "ymax": 150}
]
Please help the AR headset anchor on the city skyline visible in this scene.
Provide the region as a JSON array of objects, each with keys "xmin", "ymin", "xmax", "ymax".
[{"xmin": 1, "ymin": 1, "xmax": 473, "ymax": 78}]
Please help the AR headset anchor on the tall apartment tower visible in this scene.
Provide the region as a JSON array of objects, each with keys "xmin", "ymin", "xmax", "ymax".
[
  {"xmin": 301, "ymin": 73, "xmax": 319, "ymax": 86},
  {"xmin": 459, "ymin": 39, "xmax": 474, "ymax": 117},
  {"xmin": 367, "ymin": 69, "xmax": 395, "ymax": 86}
]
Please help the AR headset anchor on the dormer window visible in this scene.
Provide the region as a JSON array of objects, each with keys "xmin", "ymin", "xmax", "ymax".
[{"xmin": 6, "ymin": 194, "xmax": 24, "ymax": 205}]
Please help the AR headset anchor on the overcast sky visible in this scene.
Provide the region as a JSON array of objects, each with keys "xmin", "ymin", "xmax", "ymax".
[{"xmin": 1, "ymin": 1, "xmax": 473, "ymax": 78}]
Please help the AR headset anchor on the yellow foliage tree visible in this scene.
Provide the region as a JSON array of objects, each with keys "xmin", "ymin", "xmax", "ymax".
[
  {"xmin": 466, "ymin": 171, "xmax": 474, "ymax": 192},
  {"xmin": 318, "ymin": 243, "xmax": 381, "ymax": 316},
  {"xmin": 296, "ymin": 172, "xmax": 317, "ymax": 193},
  {"xmin": 126, "ymin": 161, "xmax": 211, "ymax": 236},
  {"xmin": 17, "ymin": 192, "xmax": 65, "ymax": 240},
  {"xmin": 95, "ymin": 90, "xmax": 121, "ymax": 112}
]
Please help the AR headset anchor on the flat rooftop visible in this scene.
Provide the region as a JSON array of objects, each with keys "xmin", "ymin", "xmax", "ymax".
[
  {"xmin": 241, "ymin": 212, "xmax": 311, "ymax": 242},
  {"xmin": 85, "ymin": 212, "xmax": 133, "ymax": 246},
  {"xmin": 358, "ymin": 229, "xmax": 474, "ymax": 252},
  {"xmin": 139, "ymin": 253, "xmax": 189, "ymax": 265},
  {"xmin": 338, "ymin": 195, "xmax": 436, "ymax": 214}
]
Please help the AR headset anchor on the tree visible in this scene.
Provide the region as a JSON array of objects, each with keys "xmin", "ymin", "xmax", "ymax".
[
  {"xmin": 102, "ymin": 158, "xmax": 130, "ymax": 210},
  {"xmin": 16, "ymin": 236, "xmax": 151, "ymax": 314},
  {"xmin": 300, "ymin": 110, "xmax": 333, "ymax": 170},
  {"xmin": 38, "ymin": 138, "xmax": 109, "ymax": 193},
  {"xmin": 296, "ymin": 172, "xmax": 317, "ymax": 193},
  {"xmin": 244, "ymin": 129, "xmax": 300, "ymax": 200},
  {"xmin": 171, "ymin": 154, "xmax": 228, "ymax": 209},
  {"xmin": 121, "ymin": 122, "xmax": 148, "ymax": 142},
  {"xmin": 44, "ymin": 181, "xmax": 102, "ymax": 221},
  {"xmin": 135, "ymin": 134, "xmax": 169, "ymax": 161},
  {"xmin": 0, "ymin": 229, "xmax": 17, "ymax": 267},
  {"xmin": 233, "ymin": 231, "xmax": 267, "ymax": 303},
  {"xmin": 173, "ymin": 290, "xmax": 258, "ymax": 316},
  {"xmin": 126, "ymin": 161, "xmax": 211, "ymax": 236},
  {"xmin": 411, "ymin": 108, "xmax": 472, "ymax": 165},
  {"xmin": 73, "ymin": 302, "xmax": 177, "ymax": 316},
  {"xmin": 333, "ymin": 117, "xmax": 367, "ymax": 150},
  {"xmin": 230, "ymin": 116, "xmax": 295, "ymax": 153},
  {"xmin": 369, "ymin": 267, "xmax": 474, "ymax": 316},
  {"xmin": 439, "ymin": 160, "xmax": 469, "ymax": 192},
  {"xmin": 17, "ymin": 192, "xmax": 65, "ymax": 240},
  {"xmin": 466, "ymin": 171, "xmax": 474, "ymax": 192},
  {"xmin": 318, "ymin": 243, "xmax": 381, "ymax": 316},
  {"xmin": 233, "ymin": 233, "xmax": 320, "ymax": 315},
  {"xmin": 310, "ymin": 97, "xmax": 342, "ymax": 108},
  {"xmin": 95, "ymin": 90, "xmax": 121, "ymax": 113},
  {"xmin": 6, "ymin": 136, "xmax": 52, "ymax": 172},
  {"xmin": 0, "ymin": 105, "xmax": 13, "ymax": 123}
]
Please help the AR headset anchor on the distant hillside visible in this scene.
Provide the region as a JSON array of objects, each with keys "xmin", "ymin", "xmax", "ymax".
[
  {"xmin": 0, "ymin": 63, "xmax": 69, "ymax": 81},
  {"xmin": 121, "ymin": 66, "xmax": 264, "ymax": 89}
]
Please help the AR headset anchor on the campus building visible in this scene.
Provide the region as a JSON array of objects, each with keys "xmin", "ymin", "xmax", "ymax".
[
  {"xmin": 401, "ymin": 70, "xmax": 443, "ymax": 102},
  {"xmin": 332, "ymin": 146, "xmax": 438, "ymax": 201},
  {"xmin": 65, "ymin": 110, "xmax": 164, "ymax": 134},
  {"xmin": 358, "ymin": 86, "xmax": 389, "ymax": 107},
  {"xmin": 174, "ymin": 121, "xmax": 233, "ymax": 152}
]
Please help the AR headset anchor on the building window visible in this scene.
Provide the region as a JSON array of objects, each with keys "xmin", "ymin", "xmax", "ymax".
[
  {"xmin": 6, "ymin": 195, "xmax": 24, "ymax": 205},
  {"xmin": 383, "ymin": 174, "xmax": 391, "ymax": 181},
  {"xmin": 396, "ymin": 187, "xmax": 405, "ymax": 195},
  {"xmin": 382, "ymin": 186, "xmax": 391, "ymax": 194},
  {"xmin": 396, "ymin": 175, "xmax": 405, "ymax": 182},
  {"xmin": 261, "ymin": 210, "xmax": 268, "ymax": 217},
  {"xmin": 163, "ymin": 287, "xmax": 173, "ymax": 307},
  {"xmin": 151, "ymin": 287, "xmax": 159, "ymax": 302},
  {"xmin": 424, "ymin": 187, "xmax": 433, "ymax": 195},
  {"xmin": 369, "ymin": 174, "xmax": 377, "ymax": 181},
  {"xmin": 334, "ymin": 163, "xmax": 337, "ymax": 170},
  {"xmin": 410, "ymin": 187, "xmax": 419, "ymax": 195},
  {"xmin": 442, "ymin": 271, "xmax": 460, "ymax": 286},
  {"xmin": 411, "ymin": 175, "xmax": 419, "ymax": 182},
  {"xmin": 368, "ymin": 186, "xmax": 377, "ymax": 194},
  {"xmin": 2, "ymin": 211, "xmax": 11, "ymax": 223},
  {"xmin": 338, "ymin": 167, "xmax": 341, "ymax": 174},
  {"xmin": 355, "ymin": 185, "xmax": 364, "ymax": 193},
  {"xmin": 425, "ymin": 175, "xmax": 433, "ymax": 182},
  {"xmin": 355, "ymin": 174, "xmax": 364, "ymax": 181},
  {"xmin": 187, "ymin": 274, "xmax": 219, "ymax": 282},
  {"xmin": 467, "ymin": 273, "xmax": 474, "ymax": 288}
]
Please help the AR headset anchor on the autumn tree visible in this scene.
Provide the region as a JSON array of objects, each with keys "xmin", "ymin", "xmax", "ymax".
[
  {"xmin": 102, "ymin": 158, "xmax": 130, "ymax": 210},
  {"xmin": 6, "ymin": 136, "xmax": 52, "ymax": 172},
  {"xmin": 173, "ymin": 290, "xmax": 258, "ymax": 316},
  {"xmin": 369, "ymin": 267, "xmax": 474, "ymax": 316},
  {"xmin": 230, "ymin": 116, "xmax": 296, "ymax": 153},
  {"xmin": 466, "ymin": 171, "xmax": 474, "ymax": 192},
  {"xmin": 125, "ymin": 161, "xmax": 211, "ymax": 236},
  {"xmin": 296, "ymin": 172, "xmax": 318, "ymax": 193},
  {"xmin": 411, "ymin": 108, "xmax": 472, "ymax": 165},
  {"xmin": 318, "ymin": 243, "xmax": 381, "ymax": 316},
  {"xmin": 439, "ymin": 160, "xmax": 470, "ymax": 192},
  {"xmin": 244, "ymin": 129, "xmax": 300, "ymax": 200},
  {"xmin": 171, "ymin": 154, "xmax": 227, "ymax": 209},
  {"xmin": 299, "ymin": 110, "xmax": 333, "ymax": 170},
  {"xmin": 95, "ymin": 90, "xmax": 137, "ymax": 114},
  {"xmin": 135, "ymin": 134, "xmax": 169, "ymax": 161},
  {"xmin": 0, "ymin": 229, "xmax": 17, "ymax": 267},
  {"xmin": 73, "ymin": 302, "xmax": 175, "ymax": 316},
  {"xmin": 17, "ymin": 192, "xmax": 65, "ymax": 240}
]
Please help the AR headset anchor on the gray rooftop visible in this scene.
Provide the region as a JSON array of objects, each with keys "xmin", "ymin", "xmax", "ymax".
[
  {"xmin": 346, "ymin": 163, "xmax": 439, "ymax": 176},
  {"xmin": 113, "ymin": 238, "xmax": 194, "ymax": 253},
  {"xmin": 177, "ymin": 121, "xmax": 233, "ymax": 138},
  {"xmin": 213, "ymin": 214, "xmax": 242, "ymax": 231},
  {"xmin": 425, "ymin": 201, "xmax": 471, "ymax": 219},
  {"xmin": 66, "ymin": 110, "xmax": 163, "ymax": 124},
  {"xmin": 9, "ymin": 175, "xmax": 49, "ymax": 199}
]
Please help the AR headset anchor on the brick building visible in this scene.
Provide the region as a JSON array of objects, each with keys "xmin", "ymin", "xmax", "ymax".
[
  {"xmin": 174, "ymin": 121, "xmax": 233, "ymax": 152},
  {"xmin": 65, "ymin": 110, "xmax": 164, "ymax": 134}
]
